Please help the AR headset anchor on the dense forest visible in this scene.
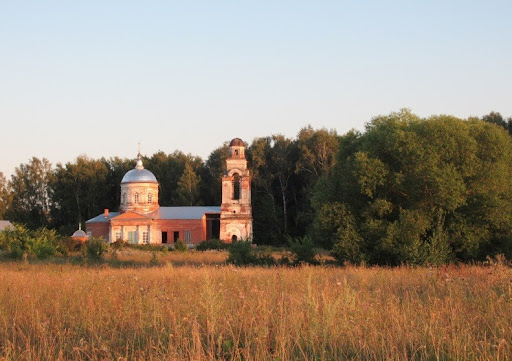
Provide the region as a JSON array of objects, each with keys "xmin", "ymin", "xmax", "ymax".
[{"xmin": 1, "ymin": 110, "xmax": 512, "ymax": 264}]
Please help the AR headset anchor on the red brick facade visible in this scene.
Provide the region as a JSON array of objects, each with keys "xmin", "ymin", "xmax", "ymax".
[{"xmin": 86, "ymin": 138, "xmax": 252, "ymax": 246}]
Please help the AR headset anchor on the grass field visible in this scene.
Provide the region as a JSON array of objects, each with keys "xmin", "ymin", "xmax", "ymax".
[{"xmin": 0, "ymin": 251, "xmax": 511, "ymax": 360}]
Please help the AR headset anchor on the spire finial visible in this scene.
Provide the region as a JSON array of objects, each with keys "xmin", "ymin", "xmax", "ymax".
[
  {"xmin": 138, "ymin": 141, "xmax": 141, "ymax": 159},
  {"xmin": 135, "ymin": 141, "xmax": 144, "ymax": 170}
]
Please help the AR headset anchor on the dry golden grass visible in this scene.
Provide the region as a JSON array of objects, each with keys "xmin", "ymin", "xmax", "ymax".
[
  {"xmin": 111, "ymin": 248, "xmax": 229, "ymax": 266},
  {"xmin": 0, "ymin": 261, "xmax": 511, "ymax": 360}
]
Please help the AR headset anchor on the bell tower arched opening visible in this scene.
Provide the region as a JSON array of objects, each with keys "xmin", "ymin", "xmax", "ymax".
[{"xmin": 233, "ymin": 173, "xmax": 240, "ymax": 200}]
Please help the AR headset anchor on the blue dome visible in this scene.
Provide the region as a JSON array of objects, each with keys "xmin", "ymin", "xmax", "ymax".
[
  {"xmin": 121, "ymin": 158, "xmax": 158, "ymax": 183},
  {"xmin": 121, "ymin": 168, "xmax": 158, "ymax": 183}
]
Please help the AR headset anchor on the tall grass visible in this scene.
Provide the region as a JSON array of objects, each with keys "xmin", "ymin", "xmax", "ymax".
[
  {"xmin": 111, "ymin": 249, "xmax": 229, "ymax": 266},
  {"xmin": 0, "ymin": 262, "xmax": 510, "ymax": 360}
]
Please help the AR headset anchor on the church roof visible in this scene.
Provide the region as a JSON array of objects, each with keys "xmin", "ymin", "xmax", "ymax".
[
  {"xmin": 86, "ymin": 212, "xmax": 120, "ymax": 223},
  {"xmin": 150, "ymin": 206, "xmax": 221, "ymax": 220},
  {"xmin": 111, "ymin": 212, "xmax": 151, "ymax": 221},
  {"xmin": 86, "ymin": 207, "xmax": 221, "ymax": 224},
  {"xmin": 230, "ymin": 138, "xmax": 245, "ymax": 147},
  {"xmin": 71, "ymin": 229, "xmax": 87, "ymax": 238},
  {"xmin": 121, "ymin": 168, "xmax": 158, "ymax": 184},
  {"xmin": 121, "ymin": 155, "xmax": 158, "ymax": 184}
]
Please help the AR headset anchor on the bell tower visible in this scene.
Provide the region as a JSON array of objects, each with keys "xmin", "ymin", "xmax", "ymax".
[{"xmin": 220, "ymin": 138, "xmax": 253, "ymax": 242}]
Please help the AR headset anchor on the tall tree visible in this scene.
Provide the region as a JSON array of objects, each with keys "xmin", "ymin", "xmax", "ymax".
[
  {"xmin": 482, "ymin": 111, "xmax": 512, "ymax": 136},
  {"xmin": 8, "ymin": 157, "xmax": 54, "ymax": 229},
  {"xmin": 249, "ymin": 135, "xmax": 297, "ymax": 243},
  {"xmin": 199, "ymin": 143, "xmax": 230, "ymax": 205},
  {"xmin": 103, "ymin": 156, "xmax": 132, "ymax": 211},
  {"xmin": 295, "ymin": 126, "xmax": 339, "ymax": 179},
  {"xmin": 176, "ymin": 162, "xmax": 200, "ymax": 206},
  {"xmin": 145, "ymin": 151, "xmax": 202, "ymax": 206},
  {"xmin": 294, "ymin": 126, "xmax": 339, "ymax": 235},
  {"xmin": 51, "ymin": 156, "xmax": 109, "ymax": 234},
  {"xmin": 0, "ymin": 172, "xmax": 11, "ymax": 220}
]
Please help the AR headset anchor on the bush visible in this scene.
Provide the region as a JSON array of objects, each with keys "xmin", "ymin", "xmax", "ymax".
[
  {"xmin": 0, "ymin": 224, "xmax": 27, "ymax": 259},
  {"xmin": 60, "ymin": 238, "xmax": 85, "ymax": 254},
  {"xmin": 174, "ymin": 240, "xmax": 187, "ymax": 252},
  {"xmin": 0, "ymin": 224, "xmax": 59, "ymax": 260},
  {"xmin": 287, "ymin": 235, "xmax": 318, "ymax": 265},
  {"xmin": 149, "ymin": 252, "xmax": 160, "ymax": 266},
  {"xmin": 111, "ymin": 239, "xmax": 127, "ymax": 250},
  {"xmin": 85, "ymin": 237, "xmax": 108, "ymax": 260},
  {"xmin": 26, "ymin": 236, "xmax": 57, "ymax": 259},
  {"xmin": 227, "ymin": 240, "xmax": 254, "ymax": 265},
  {"xmin": 196, "ymin": 239, "xmax": 229, "ymax": 251},
  {"xmin": 227, "ymin": 241, "xmax": 275, "ymax": 266}
]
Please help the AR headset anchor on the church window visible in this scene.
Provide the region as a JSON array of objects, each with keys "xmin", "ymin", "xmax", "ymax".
[
  {"xmin": 128, "ymin": 231, "xmax": 136, "ymax": 243},
  {"xmin": 233, "ymin": 174, "xmax": 240, "ymax": 200},
  {"xmin": 148, "ymin": 193, "xmax": 152, "ymax": 204},
  {"xmin": 142, "ymin": 231, "xmax": 149, "ymax": 244},
  {"xmin": 134, "ymin": 193, "xmax": 139, "ymax": 204},
  {"xmin": 184, "ymin": 230, "xmax": 191, "ymax": 243},
  {"xmin": 122, "ymin": 192, "xmax": 127, "ymax": 204},
  {"xmin": 235, "ymin": 149, "xmax": 239, "ymax": 157}
]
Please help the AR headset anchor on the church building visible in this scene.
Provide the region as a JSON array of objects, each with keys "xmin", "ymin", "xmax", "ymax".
[{"xmin": 86, "ymin": 138, "xmax": 252, "ymax": 245}]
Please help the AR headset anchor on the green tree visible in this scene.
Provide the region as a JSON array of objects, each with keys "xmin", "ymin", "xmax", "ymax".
[
  {"xmin": 51, "ymin": 156, "xmax": 109, "ymax": 234},
  {"xmin": 176, "ymin": 162, "xmax": 200, "ymax": 206},
  {"xmin": 314, "ymin": 110, "xmax": 512, "ymax": 264},
  {"xmin": 145, "ymin": 151, "xmax": 202, "ymax": 206},
  {"xmin": 295, "ymin": 125, "xmax": 339, "ymax": 179},
  {"xmin": 199, "ymin": 143, "xmax": 230, "ymax": 205},
  {"xmin": 249, "ymin": 135, "xmax": 297, "ymax": 243},
  {"xmin": 0, "ymin": 172, "xmax": 11, "ymax": 220},
  {"xmin": 294, "ymin": 126, "xmax": 340, "ymax": 236},
  {"xmin": 8, "ymin": 157, "xmax": 54, "ymax": 229},
  {"xmin": 103, "ymin": 156, "xmax": 132, "ymax": 211},
  {"xmin": 481, "ymin": 111, "xmax": 512, "ymax": 136}
]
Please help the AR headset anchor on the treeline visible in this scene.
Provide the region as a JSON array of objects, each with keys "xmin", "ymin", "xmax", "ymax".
[
  {"xmin": 1, "ymin": 110, "xmax": 512, "ymax": 264},
  {"xmin": 0, "ymin": 125, "xmax": 340, "ymax": 243}
]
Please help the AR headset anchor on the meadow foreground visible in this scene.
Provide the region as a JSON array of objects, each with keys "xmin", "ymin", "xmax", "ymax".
[{"xmin": 0, "ymin": 258, "xmax": 510, "ymax": 360}]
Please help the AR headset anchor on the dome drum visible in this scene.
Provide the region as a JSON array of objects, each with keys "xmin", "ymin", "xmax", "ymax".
[{"xmin": 119, "ymin": 156, "xmax": 159, "ymax": 213}]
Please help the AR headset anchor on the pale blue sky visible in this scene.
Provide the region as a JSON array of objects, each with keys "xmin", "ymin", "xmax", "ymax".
[{"xmin": 1, "ymin": 0, "xmax": 511, "ymax": 178}]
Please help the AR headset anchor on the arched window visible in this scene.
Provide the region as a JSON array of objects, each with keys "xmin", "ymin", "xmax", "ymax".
[
  {"xmin": 231, "ymin": 235, "xmax": 238, "ymax": 242},
  {"xmin": 134, "ymin": 193, "xmax": 139, "ymax": 204},
  {"xmin": 233, "ymin": 174, "xmax": 240, "ymax": 200},
  {"xmin": 122, "ymin": 192, "xmax": 127, "ymax": 204}
]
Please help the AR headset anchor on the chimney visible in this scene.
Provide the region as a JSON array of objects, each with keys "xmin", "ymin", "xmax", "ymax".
[{"xmin": 104, "ymin": 209, "xmax": 109, "ymax": 218}]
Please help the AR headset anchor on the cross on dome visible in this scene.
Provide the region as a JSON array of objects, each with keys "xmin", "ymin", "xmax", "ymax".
[{"xmin": 136, "ymin": 141, "xmax": 144, "ymax": 170}]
